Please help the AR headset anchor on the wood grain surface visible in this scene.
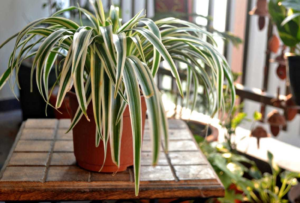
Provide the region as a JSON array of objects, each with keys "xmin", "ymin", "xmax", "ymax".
[{"xmin": 0, "ymin": 119, "xmax": 224, "ymax": 201}]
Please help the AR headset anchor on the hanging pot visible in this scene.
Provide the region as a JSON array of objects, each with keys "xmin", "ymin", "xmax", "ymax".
[
  {"xmin": 268, "ymin": 35, "xmax": 280, "ymax": 53},
  {"xmin": 287, "ymin": 56, "xmax": 300, "ymax": 105},
  {"xmin": 249, "ymin": 0, "xmax": 268, "ymax": 16},
  {"xmin": 249, "ymin": 0, "xmax": 268, "ymax": 30},
  {"xmin": 276, "ymin": 64, "xmax": 287, "ymax": 80},
  {"xmin": 285, "ymin": 94, "xmax": 297, "ymax": 121}
]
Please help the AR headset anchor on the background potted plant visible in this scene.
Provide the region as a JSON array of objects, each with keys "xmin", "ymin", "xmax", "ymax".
[
  {"xmin": 0, "ymin": 0, "xmax": 235, "ymax": 195},
  {"xmin": 268, "ymin": 0, "xmax": 300, "ymax": 105}
]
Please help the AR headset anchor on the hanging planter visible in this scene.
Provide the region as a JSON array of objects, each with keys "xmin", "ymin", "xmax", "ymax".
[
  {"xmin": 249, "ymin": 0, "xmax": 268, "ymax": 31},
  {"xmin": 267, "ymin": 110, "xmax": 286, "ymax": 137},
  {"xmin": 251, "ymin": 126, "xmax": 269, "ymax": 148},
  {"xmin": 276, "ymin": 64, "xmax": 287, "ymax": 80},
  {"xmin": 285, "ymin": 94, "xmax": 298, "ymax": 121},
  {"xmin": 268, "ymin": 35, "xmax": 280, "ymax": 53}
]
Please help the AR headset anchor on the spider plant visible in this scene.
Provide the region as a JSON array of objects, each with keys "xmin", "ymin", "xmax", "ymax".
[{"xmin": 0, "ymin": 0, "xmax": 235, "ymax": 195}]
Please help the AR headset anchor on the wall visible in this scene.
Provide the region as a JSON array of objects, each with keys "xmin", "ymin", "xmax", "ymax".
[
  {"xmin": 0, "ymin": 0, "xmax": 49, "ymax": 101},
  {"xmin": 242, "ymin": 0, "xmax": 300, "ymax": 147}
]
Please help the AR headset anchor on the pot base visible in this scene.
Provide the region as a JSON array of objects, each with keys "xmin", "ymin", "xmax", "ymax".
[
  {"xmin": 68, "ymin": 92, "xmax": 147, "ymax": 174},
  {"xmin": 77, "ymin": 160, "xmax": 130, "ymax": 172}
]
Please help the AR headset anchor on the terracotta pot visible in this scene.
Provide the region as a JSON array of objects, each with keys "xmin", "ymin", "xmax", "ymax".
[
  {"xmin": 49, "ymin": 86, "xmax": 71, "ymax": 119},
  {"xmin": 68, "ymin": 92, "xmax": 147, "ymax": 172}
]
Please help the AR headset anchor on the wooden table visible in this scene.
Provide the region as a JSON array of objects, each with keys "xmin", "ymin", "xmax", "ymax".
[{"xmin": 0, "ymin": 119, "xmax": 224, "ymax": 201}]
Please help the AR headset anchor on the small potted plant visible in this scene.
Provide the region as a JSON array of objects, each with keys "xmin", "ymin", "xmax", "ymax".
[
  {"xmin": 0, "ymin": 0, "xmax": 235, "ymax": 195},
  {"xmin": 268, "ymin": 0, "xmax": 300, "ymax": 105}
]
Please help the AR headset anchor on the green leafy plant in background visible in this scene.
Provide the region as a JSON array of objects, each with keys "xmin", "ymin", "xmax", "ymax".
[
  {"xmin": 0, "ymin": 0, "xmax": 235, "ymax": 195},
  {"xmin": 197, "ymin": 137, "xmax": 300, "ymax": 202},
  {"xmin": 196, "ymin": 137, "xmax": 256, "ymax": 203},
  {"xmin": 269, "ymin": 0, "xmax": 300, "ymax": 54},
  {"xmin": 219, "ymin": 72, "xmax": 262, "ymax": 151},
  {"xmin": 246, "ymin": 151, "xmax": 300, "ymax": 203}
]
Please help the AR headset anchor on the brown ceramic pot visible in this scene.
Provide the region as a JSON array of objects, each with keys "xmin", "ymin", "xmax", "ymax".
[{"xmin": 68, "ymin": 92, "xmax": 147, "ymax": 172}]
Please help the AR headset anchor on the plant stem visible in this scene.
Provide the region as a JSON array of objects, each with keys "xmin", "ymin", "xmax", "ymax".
[{"xmin": 278, "ymin": 179, "xmax": 287, "ymax": 199}]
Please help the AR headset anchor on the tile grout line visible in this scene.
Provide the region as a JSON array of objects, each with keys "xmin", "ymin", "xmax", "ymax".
[
  {"xmin": 88, "ymin": 172, "xmax": 91, "ymax": 182},
  {"xmin": 42, "ymin": 120, "xmax": 59, "ymax": 183},
  {"xmin": 161, "ymin": 143, "xmax": 179, "ymax": 182},
  {"xmin": 0, "ymin": 122, "xmax": 25, "ymax": 179},
  {"xmin": 128, "ymin": 168, "xmax": 134, "ymax": 182}
]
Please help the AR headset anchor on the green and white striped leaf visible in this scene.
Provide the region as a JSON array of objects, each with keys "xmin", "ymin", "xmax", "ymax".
[
  {"xmin": 90, "ymin": 48, "xmax": 103, "ymax": 146},
  {"xmin": 33, "ymin": 29, "xmax": 67, "ymax": 99},
  {"xmin": 140, "ymin": 18, "xmax": 161, "ymax": 77},
  {"xmin": 72, "ymin": 28, "xmax": 93, "ymax": 119},
  {"xmin": 132, "ymin": 27, "xmax": 183, "ymax": 96},
  {"xmin": 89, "ymin": 0, "xmax": 106, "ymax": 25},
  {"xmin": 100, "ymin": 25, "xmax": 116, "ymax": 63},
  {"xmin": 118, "ymin": 10, "xmax": 145, "ymax": 33},
  {"xmin": 66, "ymin": 78, "xmax": 92, "ymax": 134},
  {"xmin": 129, "ymin": 36, "xmax": 146, "ymax": 62},
  {"xmin": 110, "ymin": 5, "xmax": 120, "ymax": 33},
  {"xmin": 123, "ymin": 59, "xmax": 142, "ymax": 196},
  {"xmin": 43, "ymin": 47, "xmax": 59, "ymax": 100},
  {"xmin": 128, "ymin": 56, "xmax": 161, "ymax": 165},
  {"xmin": 110, "ymin": 87, "xmax": 123, "ymax": 166},
  {"xmin": 157, "ymin": 88, "xmax": 169, "ymax": 152},
  {"xmin": 99, "ymin": 71, "xmax": 112, "ymax": 171},
  {"xmin": 113, "ymin": 33, "xmax": 127, "ymax": 98},
  {"xmin": 56, "ymin": 46, "xmax": 73, "ymax": 108}
]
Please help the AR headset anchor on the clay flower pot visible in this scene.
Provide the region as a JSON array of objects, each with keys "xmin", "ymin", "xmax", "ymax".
[
  {"xmin": 286, "ymin": 94, "xmax": 298, "ymax": 121},
  {"xmin": 276, "ymin": 64, "xmax": 287, "ymax": 80},
  {"xmin": 267, "ymin": 110, "xmax": 286, "ymax": 137},
  {"xmin": 68, "ymin": 92, "xmax": 147, "ymax": 172},
  {"xmin": 249, "ymin": 0, "xmax": 268, "ymax": 30},
  {"xmin": 251, "ymin": 126, "xmax": 269, "ymax": 148},
  {"xmin": 268, "ymin": 35, "xmax": 280, "ymax": 53}
]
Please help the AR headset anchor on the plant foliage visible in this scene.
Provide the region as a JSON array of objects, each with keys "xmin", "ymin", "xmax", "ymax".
[
  {"xmin": 0, "ymin": 0, "xmax": 235, "ymax": 195},
  {"xmin": 269, "ymin": 0, "xmax": 300, "ymax": 51}
]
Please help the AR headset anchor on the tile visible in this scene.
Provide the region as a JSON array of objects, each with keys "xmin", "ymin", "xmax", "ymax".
[
  {"xmin": 0, "ymin": 167, "xmax": 46, "ymax": 182},
  {"xmin": 53, "ymin": 141, "xmax": 74, "ymax": 152},
  {"xmin": 166, "ymin": 140, "xmax": 198, "ymax": 152},
  {"xmin": 167, "ymin": 129, "xmax": 192, "ymax": 140},
  {"xmin": 143, "ymin": 129, "xmax": 150, "ymax": 140},
  {"xmin": 46, "ymin": 166, "xmax": 89, "ymax": 181},
  {"xmin": 144, "ymin": 119, "xmax": 187, "ymax": 130},
  {"xmin": 140, "ymin": 166, "xmax": 174, "ymax": 181},
  {"xmin": 50, "ymin": 153, "xmax": 76, "ymax": 166},
  {"xmin": 142, "ymin": 140, "xmax": 163, "ymax": 152},
  {"xmin": 58, "ymin": 119, "xmax": 71, "ymax": 129},
  {"xmin": 168, "ymin": 119, "xmax": 187, "ymax": 129},
  {"xmin": 144, "ymin": 120, "xmax": 150, "ymax": 130},
  {"xmin": 20, "ymin": 129, "xmax": 55, "ymax": 140},
  {"xmin": 56, "ymin": 129, "xmax": 73, "ymax": 140},
  {"xmin": 9, "ymin": 153, "xmax": 49, "ymax": 166},
  {"xmin": 144, "ymin": 129, "xmax": 192, "ymax": 141},
  {"xmin": 168, "ymin": 151, "xmax": 207, "ymax": 165},
  {"xmin": 25, "ymin": 119, "xmax": 57, "ymax": 129},
  {"xmin": 141, "ymin": 152, "xmax": 168, "ymax": 166},
  {"xmin": 174, "ymin": 165, "xmax": 216, "ymax": 180},
  {"xmin": 91, "ymin": 169, "xmax": 131, "ymax": 182},
  {"xmin": 15, "ymin": 140, "xmax": 52, "ymax": 152}
]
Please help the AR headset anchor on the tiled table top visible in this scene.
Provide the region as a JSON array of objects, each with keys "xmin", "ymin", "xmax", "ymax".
[{"xmin": 0, "ymin": 119, "xmax": 224, "ymax": 201}]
